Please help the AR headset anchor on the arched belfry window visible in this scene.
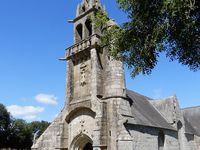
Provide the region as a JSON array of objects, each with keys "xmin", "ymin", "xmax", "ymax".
[
  {"xmin": 85, "ymin": 19, "xmax": 92, "ymax": 38},
  {"xmin": 76, "ymin": 24, "xmax": 83, "ymax": 43},
  {"xmin": 158, "ymin": 131, "xmax": 165, "ymax": 150}
]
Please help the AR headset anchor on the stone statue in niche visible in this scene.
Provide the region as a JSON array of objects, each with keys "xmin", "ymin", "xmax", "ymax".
[{"xmin": 80, "ymin": 62, "xmax": 87, "ymax": 86}]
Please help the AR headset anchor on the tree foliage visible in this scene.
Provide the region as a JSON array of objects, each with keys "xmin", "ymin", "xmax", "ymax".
[
  {"xmin": 0, "ymin": 104, "xmax": 11, "ymax": 131},
  {"xmin": 8, "ymin": 119, "xmax": 33, "ymax": 149},
  {"xmin": 0, "ymin": 103, "xmax": 50, "ymax": 149},
  {"xmin": 28, "ymin": 121, "xmax": 50, "ymax": 138},
  {"xmin": 94, "ymin": 0, "xmax": 200, "ymax": 76},
  {"xmin": 0, "ymin": 104, "xmax": 11, "ymax": 147}
]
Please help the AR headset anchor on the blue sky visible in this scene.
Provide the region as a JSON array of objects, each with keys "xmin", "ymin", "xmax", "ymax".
[{"xmin": 0, "ymin": 0, "xmax": 199, "ymax": 122}]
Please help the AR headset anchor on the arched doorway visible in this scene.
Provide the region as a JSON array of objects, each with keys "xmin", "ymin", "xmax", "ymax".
[
  {"xmin": 70, "ymin": 134, "xmax": 93, "ymax": 150},
  {"xmin": 83, "ymin": 142, "xmax": 93, "ymax": 150}
]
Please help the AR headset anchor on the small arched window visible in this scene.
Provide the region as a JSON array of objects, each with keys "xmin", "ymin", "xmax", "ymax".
[
  {"xmin": 158, "ymin": 131, "xmax": 165, "ymax": 150},
  {"xmin": 76, "ymin": 24, "xmax": 83, "ymax": 43},
  {"xmin": 85, "ymin": 19, "xmax": 92, "ymax": 38}
]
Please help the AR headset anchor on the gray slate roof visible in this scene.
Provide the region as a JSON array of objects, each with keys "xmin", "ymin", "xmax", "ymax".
[
  {"xmin": 126, "ymin": 89, "xmax": 175, "ymax": 131},
  {"xmin": 182, "ymin": 106, "xmax": 200, "ymax": 136}
]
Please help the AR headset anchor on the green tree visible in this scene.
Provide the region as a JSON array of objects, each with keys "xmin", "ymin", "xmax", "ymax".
[
  {"xmin": 95, "ymin": 0, "xmax": 200, "ymax": 77},
  {"xmin": 9, "ymin": 119, "xmax": 32, "ymax": 149},
  {"xmin": 9, "ymin": 120, "xmax": 50, "ymax": 149},
  {"xmin": 0, "ymin": 103, "xmax": 50, "ymax": 149},
  {"xmin": 28, "ymin": 120, "xmax": 50, "ymax": 138},
  {"xmin": 0, "ymin": 104, "xmax": 11, "ymax": 147}
]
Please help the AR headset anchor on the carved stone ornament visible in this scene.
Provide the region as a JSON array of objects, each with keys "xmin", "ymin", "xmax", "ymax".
[{"xmin": 80, "ymin": 62, "xmax": 87, "ymax": 86}]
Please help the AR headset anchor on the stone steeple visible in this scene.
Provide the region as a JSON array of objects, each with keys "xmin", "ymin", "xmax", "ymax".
[
  {"xmin": 76, "ymin": 0, "xmax": 102, "ymax": 17},
  {"xmin": 32, "ymin": 0, "xmax": 129, "ymax": 149},
  {"xmin": 62, "ymin": 0, "xmax": 127, "ymax": 148}
]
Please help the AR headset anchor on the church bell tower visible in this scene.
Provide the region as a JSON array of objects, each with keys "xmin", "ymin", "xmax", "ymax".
[
  {"xmin": 64, "ymin": 0, "xmax": 127, "ymax": 149},
  {"xmin": 65, "ymin": 0, "xmax": 103, "ymax": 107},
  {"xmin": 65, "ymin": 0, "xmax": 126, "ymax": 109},
  {"xmin": 32, "ymin": 1, "xmax": 130, "ymax": 150}
]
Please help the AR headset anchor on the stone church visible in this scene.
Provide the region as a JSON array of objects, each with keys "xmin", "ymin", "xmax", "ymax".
[{"xmin": 32, "ymin": 0, "xmax": 200, "ymax": 149}]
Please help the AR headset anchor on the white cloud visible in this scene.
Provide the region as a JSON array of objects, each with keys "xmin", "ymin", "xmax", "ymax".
[
  {"xmin": 7, "ymin": 105, "xmax": 44, "ymax": 121},
  {"xmin": 35, "ymin": 94, "xmax": 58, "ymax": 105},
  {"xmin": 23, "ymin": 115, "xmax": 37, "ymax": 120}
]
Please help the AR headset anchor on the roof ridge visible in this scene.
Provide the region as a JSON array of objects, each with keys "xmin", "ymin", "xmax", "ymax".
[
  {"xmin": 182, "ymin": 105, "xmax": 200, "ymax": 110},
  {"xmin": 153, "ymin": 95, "xmax": 175, "ymax": 101},
  {"xmin": 126, "ymin": 89, "xmax": 153, "ymax": 100}
]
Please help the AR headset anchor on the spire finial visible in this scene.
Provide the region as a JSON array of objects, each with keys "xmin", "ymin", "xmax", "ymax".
[
  {"xmin": 76, "ymin": 0, "xmax": 102, "ymax": 17},
  {"xmin": 83, "ymin": 0, "xmax": 102, "ymax": 8}
]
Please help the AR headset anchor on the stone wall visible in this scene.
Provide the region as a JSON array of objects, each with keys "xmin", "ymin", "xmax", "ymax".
[
  {"xmin": 194, "ymin": 135, "xmax": 200, "ymax": 150},
  {"xmin": 32, "ymin": 111, "xmax": 68, "ymax": 150},
  {"xmin": 182, "ymin": 133, "xmax": 199, "ymax": 150},
  {"xmin": 126, "ymin": 125, "xmax": 180, "ymax": 150}
]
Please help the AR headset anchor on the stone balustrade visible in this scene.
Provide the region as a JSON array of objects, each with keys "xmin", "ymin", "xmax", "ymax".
[{"xmin": 65, "ymin": 34, "xmax": 100, "ymax": 60}]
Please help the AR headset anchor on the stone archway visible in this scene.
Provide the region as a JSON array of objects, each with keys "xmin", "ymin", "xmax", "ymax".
[
  {"xmin": 70, "ymin": 134, "xmax": 93, "ymax": 150},
  {"xmin": 83, "ymin": 142, "xmax": 93, "ymax": 150}
]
